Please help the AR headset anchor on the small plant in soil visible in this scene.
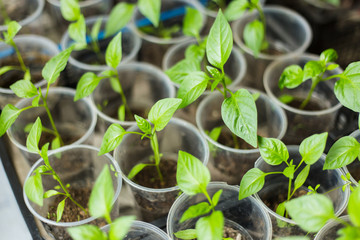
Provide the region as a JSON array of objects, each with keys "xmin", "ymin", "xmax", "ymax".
[
  {"xmin": 174, "ymin": 151, "xmax": 236, "ymax": 240},
  {"xmin": 284, "ymin": 185, "xmax": 360, "ymax": 238},
  {"xmin": 99, "ymin": 97, "xmax": 182, "ymax": 186},
  {"xmin": 238, "ymin": 132, "xmax": 336, "ymax": 220},
  {"xmin": 67, "ymin": 163, "xmax": 135, "ymax": 240},
  {"xmin": 278, "ymin": 48, "xmax": 360, "ymax": 112},
  {"xmin": 0, "ymin": 46, "xmax": 73, "ymax": 149},
  {"xmin": 24, "ymin": 118, "xmax": 87, "ymax": 222}
]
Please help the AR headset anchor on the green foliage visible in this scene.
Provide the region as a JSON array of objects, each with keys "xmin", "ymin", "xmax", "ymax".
[
  {"xmin": 105, "ymin": 3, "xmax": 135, "ymax": 37},
  {"xmin": 183, "ymin": 7, "xmax": 203, "ymax": 40},
  {"xmin": 105, "ymin": 32, "xmax": 122, "ymax": 69},
  {"xmin": 238, "ymin": 168, "xmax": 265, "ymax": 200},
  {"xmin": 148, "ymin": 98, "xmax": 182, "ymax": 131},
  {"xmin": 324, "ymin": 136, "xmax": 360, "ymax": 169},
  {"xmin": 244, "ymin": 19, "xmax": 265, "ymax": 57},
  {"xmin": 138, "ymin": 0, "xmax": 161, "ymax": 27}
]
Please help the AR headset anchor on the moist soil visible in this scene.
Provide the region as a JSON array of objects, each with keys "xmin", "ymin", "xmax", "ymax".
[
  {"xmin": 287, "ymin": 98, "xmax": 325, "ymax": 111},
  {"xmin": 263, "ymin": 188, "xmax": 308, "ymax": 213},
  {"xmin": 176, "ymin": 225, "xmax": 246, "ymax": 240},
  {"xmin": 104, "ymin": 104, "xmax": 148, "ymax": 122},
  {"xmin": 37, "ymin": 131, "xmax": 79, "ymax": 150}
]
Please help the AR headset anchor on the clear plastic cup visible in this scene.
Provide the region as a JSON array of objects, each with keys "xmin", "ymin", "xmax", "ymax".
[
  {"xmin": 314, "ymin": 215, "xmax": 350, "ymax": 240},
  {"xmin": 343, "ymin": 129, "xmax": 360, "ymax": 186},
  {"xmin": 263, "ymin": 53, "xmax": 342, "ymax": 145},
  {"xmin": 7, "ymin": 87, "xmax": 97, "ymax": 165},
  {"xmin": 232, "ymin": 5, "xmax": 312, "ymax": 91},
  {"xmin": 167, "ymin": 182, "xmax": 272, "ymax": 240},
  {"xmin": 23, "ymin": 145, "xmax": 122, "ymax": 240},
  {"xmin": 0, "ymin": 35, "xmax": 60, "ymax": 109},
  {"xmin": 196, "ymin": 89, "xmax": 287, "ymax": 185},
  {"xmin": 90, "ymin": 62, "xmax": 175, "ymax": 134},
  {"xmin": 254, "ymin": 146, "xmax": 350, "ymax": 238},
  {"xmin": 114, "ymin": 118, "xmax": 209, "ymax": 222}
]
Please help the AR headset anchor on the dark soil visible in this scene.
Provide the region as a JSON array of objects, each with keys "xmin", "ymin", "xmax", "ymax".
[
  {"xmin": 217, "ymin": 130, "xmax": 256, "ymax": 150},
  {"xmin": 37, "ymin": 131, "xmax": 79, "ymax": 150},
  {"xmin": 104, "ymin": 104, "xmax": 148, "ymax": 122},
  {"xmin": 287, "ymin": 98, "xmax": 326, "ymax": 111},
  {"xmin": 263, "ymin": 188, "xmax": 308, "ymax": 213}
]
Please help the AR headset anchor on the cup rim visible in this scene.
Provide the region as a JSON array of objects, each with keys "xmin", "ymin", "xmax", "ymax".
[
  {"xmin": 263, "ymin": 53, "xmax": 343, "ymax": 116},
  {"xmin": 166, "ymin": 182, "xmax": 273, "ymax": 240},
  {"xmin": 60, "ymin": 15, "xmax": 141, "ymax": 72},
  {"xmin": 0, "ymin": 34, "xmax": 60, "ymax": 94},
  {"xmin": 47, "ymin": 0, "xmax": 104, "ymax": 8},
  {"xmin": 0, "ymin": 0, "xmax": 45, "ymax": 31},
  {"xmin": 114, "ymin": 117, "xmax": 209, "ymax": 193},
  {"xmin": 23, "ymin": 144, "xmax": 122, "ymax": 227},
  {"xmin": 314, "ymin": 215, "xmax": 350, "ymax": 239},
  {"xmin": 195, "ymin": 89, "xmax": 288, "ymax": 154},
  {"xmin": 7, "ymin": 87, "xmax": 97, "ymax": 155},
  {"xmin": 89, "ymin": 62, "xmax": 176, "ymax": 128},
  {"xmin": 130, "ymin": 0, "xmax": 207, "ymax": 45},
  {"xmin": 232, "ymin": 5, "xmax": 313, "ymax": 60}
]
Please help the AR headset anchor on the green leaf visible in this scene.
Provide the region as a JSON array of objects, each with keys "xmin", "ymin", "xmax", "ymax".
[
  {"xmin": 42, "ymin": 46, "xmax": 74, "ymax": 84},
  {"xmin": 196, "ymin": 211, "xmax": 224, "ymax": 240},
  {"xmin": 165, "ymin": 58, "xmax": 201, "ymax": 85},
  {"xmin": 174, "ymin": 229, "xmax": 197, "ymax": 239},
  {"xmin": 0, "ymin": 104, "xmax": 21, "ymax": 136},
  {"xmin": 127, "ymin": 163, "xmax": 150, "ymax": 180},
  {"xmin": 60, "ymin": 0, "xmax": 80, "ymax": 21},
  {"xmin": 224, "ymin": 0, "xmax": 248, "ymax": 21},
  {"xmin": 284, "ymin": 194, "xmax": 335, "ymax": 232},
  {"xmin": 180, "ymin": 202, "xmax": 211, "ymax": 223},
  {"xmin": 69, "ymin": 15, "xmax": 86, "ymax": 49},
  {"xmin": 183, "ymin": 7, "xmax": 203, "ymax": 38},
  {"xmin": 299, "ymin": 132, "xmax": 328, "ymax": 165},
  {"xmin": 74, "ymin": 72, "xmax": 102, "ymax": 101},
  {"xmin": 4, "ymin": 21, "xmax": 21, "ymax": 43},
  {"xmin": 327, "ymin": 63, "xmax": 339, "ymax": 71},
  {"xmin": 324, "ymin": 136, "xmax": 360, "ymax": 169},
  {"xmin": 177, "ymin": 71, "xmax": 208, "ymax": 108},
  {"xmin": 148, "ymin": 98, "xmax": 182, "ymax": 131},
  {"xmin": 41, "ymin": 143, "xmax": 50, "ymax": 167},
  {"xmin": 279, "ymin": 65, "xmax": 304, "ymax": 90},
  {"xmin": 26, "ymin": 117, "xmax": 42, "ymax": 153},
  {"xmin": 67, "ymin": 225, "xmax": 107, "ymax": 240},
  {"xmin": 32, "ymin": 95, "xmax": 40, "ymax": 107},
  {"xmin": 283, "ymin": 165, "xmax": 295, "ymax": 179},
  {"xmin": 206, "ymin": 9, "xmax": 233, "ymax": 69},
  {"xmin": 293, "ymin": 165, "xmax": 310, "ymax": 194},
  {"xmin": 34, "ymin": 165, "xmax": 49, "ymax": 174},
  {"xmin": 278, "ymin": 94, "xmax": 295, "ymax": 104},
  {"xmin": 303, "ymin": 60, "xmax": 324, "ymax": 81},
  {"xmin": 185, "ymin": 40, "xmax": 206, "ymax": 62},
  {"xmin": 99, "ymin": 124, "xmax": 126, "ymax": 155},
  {"xmin": 348, "ymin": 185, "xmax": 360, "ymax": 227},
  {"xmin": 134, "ymin": 115, "xmax": 151, "ymax": 135},
  {"xmin": 10, "ymin": 79, "xmax": 38, "ymax": 98},
  {"xmin": 51, "ymin": 137, "xmax": 61, "ymax": 150},
  {"xmin": 89, "ymin": 165, "xmax": 114, "ymax": 219},
  {"xmin": 239, "ymin": 168, "xmax": 265, "ymax": 200},
  {"xmin": 43, "ymin": 190, "xmax": 61, "ymax": 199},
  {"xmin": 335, "ymin": 62, "xmax": 360, "ymax": 112},
  {"xmin": 138, "ymin": 0, "xmax": 161, "ymax": 27},
  {"xmin": 206, "ymin": 66, "xmax": 221, "ymax": 79},
  {"xmin": 118, "ymin": 105, "xmax": 125, "ymax": 121},
  {"xmin": 275, "ymin": 202, "xmax": 287, "ymax": 227},
  {"xmin": 244, "ymin": 19, "xmax": 264, "ymax": 57},
  {"xmin": 90, "ymin": 18, "xmax": 102, "ymax": 43},
  {"xmin": 320, "ymin": 48, "xmax": 338, "ymax": 64},
  {"xmin": 208, "ymin": 126, "xmax": 222, "ymax": 142},
  {"xmin": 109, "ymin": 215, "xmax": 136, "ymax": 240},
  {"xmin": 258, "ymin": 136, "xmax": 289, "ymax": 165},
  {"xmin": 56, "ymin": 198, "xmax": 66, "ymax": 222},
  {"xmin": 337, "ymin": 226, "xmax": 360, "ymax": 240},
  {"xmin": 24, "ymin": 174, "xmax": 43, "ymax": 206},
  {"xmin": 177, "ymin": 150, "xmax": 210, "ymax": 195},
  {"xmin": 212, "ymin": 189, "xmax": 222, "ymax": 206},
  {"xmin": 221, "ymin": 89, "xmax": 257, "ymax": 147},
  {"xmin": 105, "ymin": 3, "xmax": 135, "ymax": 37},
  {"xmin": 105, "ymin": 32, "xmax": 122, "ymax": 69}
]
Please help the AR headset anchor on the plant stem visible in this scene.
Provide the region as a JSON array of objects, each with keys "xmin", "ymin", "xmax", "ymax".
[
  {"xmin": 113, "ymin": 69, "xmax": 133, "ymax": 120},
  {"xmin": 150, "ymin": 132, "xmax": 163, "ymax": 183},
  {"xmin": 9, "ymin": 39, "xmax": 27, "ymax": 72},
  {"xmin": 299, "ymin": 76, "xmax": 320, "ymax": 110}
]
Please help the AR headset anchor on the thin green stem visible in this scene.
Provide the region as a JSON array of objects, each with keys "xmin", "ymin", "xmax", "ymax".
[
  {"xmin": 299, "ymin": 77, "xmax": 321, "ymax": 109},
  {"xmin": 150, "ymin": 132, "xmax": 163, "ymax": 183},
  {"xmin": 113, "ymin": 69, "xmax": 133, "ymax": 120},
  {"xmin": 323, "ymin": 182, "xmax": 351, "ymax": 195},
  {"xmin": 287, "ymin": 177, "xmax": 292, "ymax": 201},
  {"xmin": 294, "ymin": 158, "xmax": 305, "ymax": 172},
  {"xmin": 10, "ymin": 39, "xmax": 27, "ymax": 72},
  {"xmin": 202, "ymin": 187, "xmax": 214, "ymax": 211}
]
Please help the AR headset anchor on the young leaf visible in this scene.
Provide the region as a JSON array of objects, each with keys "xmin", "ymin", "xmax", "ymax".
[
  {"xmin": 165, "ymin": 58, "xmax": 201, "ymax": 85},
  {"xmin": 105, "ymin": 32, "xmax": 122, "ymax": 69},
  {"xmin": 67, "ymin": 225, "xmax": 107, "ymax": 240},
  {"xmin": 196, "ymin": 210, "xmax": 224, "ymax": 240},
  {"xmin": 56, "ymin": 198, "xmax": 66, "ymax": 222},
  {"xmin": 320, "ymin": 48, "xmax": 338, "ymax": 64},
  {"xmin": 42, "ymin": 46, "xmax": 74, "ymax": 84},
  {"xmin": 41, "ymin": 143, "xmax": 50, "ymax": 167},
  {"xmin": 283, "ymin": 165, "xmax": 295, "ymax": 179},
  {"xmin": 243, "ymin": 19, "xmax": 264, "ymax": 57},
  {"xmin": 99, "ymin": 124, "xmax": 126, "ymax": 155},
  {"xmin": 278, "ymin": 65, "xmax": 304, "ymax": 90},
  {"xmin": 43, "ymin": 190, "xmax": 61, "ymax": 199},
  {"xmin": 51, "ymin": 137, "xmax": 61, "ymax": 150},
  {"xmin": 0, "ymin": 104, "xmax": 21, "ymax": 136},
  {"xmin": 208, "ymin": 126, "xmax": 222, "ymax": 142},
  {"xmin": 24, "ymin": 174, "xmax": 43, "ymax": 206},
  {"xmin": 299, "ymin": 132, "xmax": 328, "ymax": 165},
  {"xmin": 278, "ymin": 94, "xmax": 294, "ymax": 104},
  {"xmin": 134, "ymin": 115, "xmax": 151, "ymax": 135},
  {"xmin": 32, "ymin": 95, "xmax": 40, "ymax": 107},
  {"xmin": 89, "ymin": 165, "xmax": 114, "ymax": 219},
  {"xmin": 303, "ymin": 60, "xmax": 324, "ymax": 81},
  {"xmin": 26, "ymin": 117, "xmax": 42, "ymax": 153},
  {"xmin": 60, "ymin": 0, "xmax": 80, "ymax": 22},
  {"xmin": 10, "ymin": 79, "xmax": 38, "ymax": 98},
  {"xmin": 90, "ymin": 18, "xmax": 102, "ymax": 43},
  {"xmin": 275, "ymin": 202, "xmax": 288, "ymax": 227},
  {"xmin": 284, "ymin": 194, "xmax": 335, "ymax": 232},
  {"xmin": 293, "ymin": 165, "xmax": 310, "ymax": 194},
  {"xmin": 221, "ymin": 89, "xmax": 257, "ymax": 147},
  {"xmin": 4, "ymin": 21, "xmax": 21, "ymax": 43},
  {"xmin": 105, "ymin": 3, "xmax": 135, "ymax": 37},
  {"xmin": 185, "ymin": 40, "xmax": 206, "ymax": 61},
  {"xmin": 239, "ymin": 168, "xmax": 265, "ymax": 200},
  {"xmin": 212, "ymin": 189, "xmax": 222, "ymax": 206},
  {"xmin": 347, "ymin": 184, "xmax": 360, "ymax": 227},
  {"xmin": 74, "ymin": 72, "xmax": 102, "ymax": 101},
  {"xmin": 324, "ymin": 136, "xmax": 360, "ymax": 169},
  {"xmin": 118, "ymin": 105, "xmax": 125, "ymax": 121},
  {"xmin": 337, "ymin": 226, "xmax": 360, "ymax": 240},
  {"xmin": 127, "ymin": 163, "xmax": 150, "ymax": 180},
  {"xmin": 177, "ymin": 71, "xmax": 208, "ymax": 108},
  {"xmin": 68, "ymin": 15, "xmax": 86, "ymax": 49},
  {"xmin": 206, "ymin": 9, "xmax": 233, "ymax": 69},
  {"xmin": 183, "ymin": 7, "xmax": 203, "ymax": 38},
  {"xmin": 148, "ymin": 98, "xmax": 182, "ymax": 131},
  {"xmin": 258, "ymin": 136, "xmax": 289, "ymax": 165},
  {"xmin": 176, "ymin": 151, "xmax": 210, "ymax": 196},
  {"xmin": 109, "ymin": 215, "xmax": 136, "ymax": 240},
  {"xmin": 224, "ymin": 0, "xmax": 248, "ymax": 21},
  {"xmin": 180, "ymin": 202, "xmax": 211, "ymax": 223},
  {"xmin": 138, "ymin": 0, "xmax": 161, "ymax": 27},
  {"xmin": 174, "ymin": 229, "xmax": 197, "ymax": 240}
]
